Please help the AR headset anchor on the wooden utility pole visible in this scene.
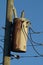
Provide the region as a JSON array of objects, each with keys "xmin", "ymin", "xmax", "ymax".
[{"xmin": 3, "ymin": 0, "xmax": 14, "ymax": 65}]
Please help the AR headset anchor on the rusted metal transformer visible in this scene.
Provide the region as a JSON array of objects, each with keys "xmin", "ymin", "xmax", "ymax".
[{"xmin": 11, "ymin": 18, "xmax": 30, "ymax": 53}]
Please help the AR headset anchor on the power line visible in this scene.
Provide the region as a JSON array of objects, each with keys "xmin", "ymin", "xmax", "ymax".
[
  {"xmin": 0, "ymin": 46, "xmax": 3, "ymax": 64},
  {"xmin": 0, "ymin": 27, "xmax": 5, "ymax": 30},
  {"xmin": 22, "ymin": 25, "xmax": 43, "ymax": 56},
  {"xmin": 27, "ymin": 44, "xmax": 43, "ymax": 46},
  {"xmin": 28, "ymin": 32, "xmax": 43, "ymax": 34},
  {"xmin": 29, "ymin": 27, "xmax": 43, "ymax": 45},
  {"xmin": 0, "ymin": 39, "xmax": 4, "ymax": 42},
  {"xmin": 11, "ymin": 54, "xmax": 43, "ymax": 60},
  {"xmin": 29, "ymin": 27, "xmax": 43, "ymax": 34},
  {"xmin": 20, "ymin": 55, "xmax": 43, "ymax": 58},
  {"xmin": 0, "ymin": 62, "xmax": 3, "ymax": 65},
  {"xmin": 22, "ymin": 25, "xmax": 43, "ymax": 46},
  {"xmin": 29, "ymin": 30, "xmax": 43, "ymax": 56},
  {"xmin": 0, "ymin": 46, "xmax": 3, "ymax": 50},
  {"xmin": 0, "ymin": 45, "xmax": 3, "ymax": 54},
  {"xmin": 29, "ymin": 27, "xmax": 43, "ymax": 56},
  {"xmin": 22, "ymin": 25, "xmax": 38, "ymax": 47},
  {"xmin": 22, "ymin": 26, "xmax": 43, "ymax": 47},
  {"xmin": 0, "ymin": 24, "xmax": 43, "ymax": 60}
]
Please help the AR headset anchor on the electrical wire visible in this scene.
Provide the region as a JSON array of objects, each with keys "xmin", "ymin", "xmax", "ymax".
[
  {"xmin": 28, "ymin": 32, "xmax": 43, "ymax": 34},
  {"xmin": 20, "ymin": 55, "xmax": 43, "ymax": 58},
  {"xmin": 22, "ymin": 25, "xmax": 43, "ymax": 47},
  {"xmin": 0, "ymin": 45, "xmax": 3, "ymax": 54},
  {"xmin": 0, "ymin": 28, "xmax": 4, "ymax": 64},
  {"xmin": 22, "ymin": 26, "xmax": 26, "ymax": 40},
  {"xmin": 29, "ymin": 28, "xmax": 43, "ymax": 56},
  {"xmin": 0, "ymin": 25, "xmax": 43, "ymax": 59},
  {"xmin": 29, "ymin": 27, "xmax": 43, "ymax": 34},
  {"xmin": 10, "ymin": 25, "xmax": 43, "ymax": 59},
  {"xmin": 29, "ymin": 27, "xmax": 43, "ymax": 45},
  {"xmin": 0, "ymin": 27, "xmax": 5, "ymax": 30},
  {"xmin": 0, "ymin": 46, "xmax": 3, "ymax": 64},
  {"xmin": 0, "ymin": 39, "xmax": 4, "ymax": 42},
  {"xmin": 0, "ymin": 62, "xmax": 3, "ymax": 65},
  {"xmin": 11, "ymin": 54, "xmax": 43, "ymax": 59},
  {"xmin": 0, "ymin": 46, "xmax": 3, "ymax": 51},
  {"xmin": 22, "ymin": 25, "xmax": 43, "ymax": 46},
  {"xmin": 22, "ymin": 25, "xmax": 43, "ymax": 57},
  {"xmin": 27, "ymin": 44, "xmax": 43, "ymax": 46}
]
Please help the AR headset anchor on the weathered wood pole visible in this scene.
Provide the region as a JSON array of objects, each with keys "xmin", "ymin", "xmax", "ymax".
[{"xmin": 3, "ymin": 0, "xmax": 14, "ymax": 65}]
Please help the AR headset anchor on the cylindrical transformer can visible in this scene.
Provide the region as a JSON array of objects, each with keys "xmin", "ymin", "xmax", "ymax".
[{"xmin": 11, "ymin": 18, "xmax": 29, "ymax": 52}]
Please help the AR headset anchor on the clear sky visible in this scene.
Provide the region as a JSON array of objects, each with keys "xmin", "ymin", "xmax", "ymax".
[{"xmin": 0, "ymin": 0, "xmax": 43, "ymax": 65}]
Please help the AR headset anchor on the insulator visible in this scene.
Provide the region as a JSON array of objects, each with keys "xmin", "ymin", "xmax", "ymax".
[{"xmin": 14, "ymin": 55, "xmax": 20, "ymax": 59}]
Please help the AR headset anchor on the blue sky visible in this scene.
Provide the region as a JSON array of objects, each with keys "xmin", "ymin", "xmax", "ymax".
[{"xmin": 0, "ymin": 0, "xmax": 43, "ymax": 65}]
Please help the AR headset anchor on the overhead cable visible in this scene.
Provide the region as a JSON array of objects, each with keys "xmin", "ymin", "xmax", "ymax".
[
  {"xmin": 22, "ymin": 25, "xmax": 43, "ymax": 56},
  {"xmin": 11, "ymin": 54, "xmax": 43, "ymax": 59},
  {"xmin": 29, "ymin": 27, "xmax": 43, "ymax": 45},
  {"xmin": 29, "ymin": 27, "xmax": 43, "ymax": 34}
]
